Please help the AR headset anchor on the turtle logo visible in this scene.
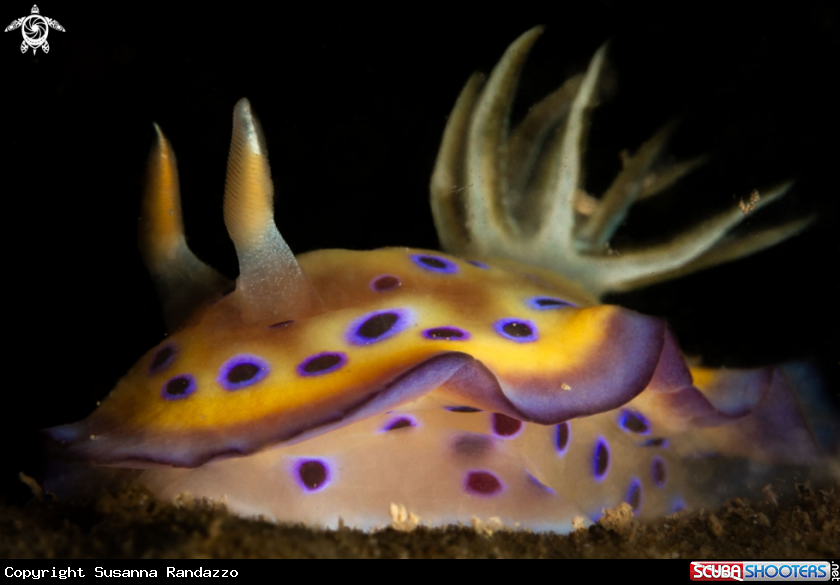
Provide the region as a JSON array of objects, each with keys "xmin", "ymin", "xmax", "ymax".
[{"xmin": 5, "ymin": 5, "xmax": 65, "ymax": 55}]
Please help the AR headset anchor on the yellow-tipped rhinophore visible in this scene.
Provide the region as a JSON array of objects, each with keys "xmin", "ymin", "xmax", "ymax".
[
  {"xmin": 139, "ymin": 124, "xmax": 230, "ymax": 331},
  {"xmin": 222, "ymin": 99, "xmax": 323, "ymax": 325}
]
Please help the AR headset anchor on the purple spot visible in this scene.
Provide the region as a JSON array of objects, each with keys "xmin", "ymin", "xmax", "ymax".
[
  {"xmin": 347, "ymin": 308, "xmax": 412, "ymax": 345},
  {"xmin": 371, "ymin": 275, "xmax": 401, "ymax": 292},
  {"xmin": 297, "ymin": 352, "xmax": 347, "ymax": 376},
  {"xmin": 268, "ymin": 320, "xmax": 294, "ymax": 329},
  {"xmin": 382, "ymin": 416, "xmax": 416, "ymax": 432},
  {"xmin": 593, "ymin": 437, "xmax": 610, "ymax": 482},
  {"xmin": 149, "ymin": 344, "xmax": 177, "ymax": 374},
  {"xmin": 463, "ymin": 470, "xmax": 504, "ymax": 497},
  {"xmin": 453, "ymin": 435, "xmax": 494, "ymax": 457},
  {"xmin": 652, "ymin": 457, "xmax": 668, "ymax": 487},
  {"xmin": 467, "ymin": 260, "xmax": 490, "ymax": 269},
  {"xmin": 493, "ymin": 318, "xmax": 538, "ymax": 342},
  {"xmin": 626, "ymin": 478, "xmax": 643, "ymax": 512},
  {"xmin": 669, "ymin": 496, "xmax": 686, "ymax": 514},
  {"xmin": 161, "ymin": 374, "xmax": 196, "ymax": 400},
  {"xmin": 293, "ymin": 459, "xmax": 331, "ymax": 493},
  {"xmin": 410, "ymin": 254, "xmax": 458, "ymax": 274},
  {"xmin": 447, "ymin": 406, "xmax": 482, "ymax": 413},
  {"xmin": 422, "ymin": 326, "xmax": 470, "ymax": 341},
  {"xmin": 526, "ymin": 297, "xmax": 576, "ymax": 310},
  {"xmin": 642, "ymin": 438, "xmax": 669, "ymax": 448},
  {"xmin": 555, "ymin": 422, "xmax": 571, "ymax": 457},
  {"xmin": 491, "ymin": 413, "xmax": 523, "ymax": 438},
  {"xmin": 617, "ymin": 409, "xmax": 651, "ymax": 435},
  {"xmin": 218, "ymin": 355, "xmax": 270, "ymax": 391}
]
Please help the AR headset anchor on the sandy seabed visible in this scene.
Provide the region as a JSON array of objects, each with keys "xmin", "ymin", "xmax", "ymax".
[{"xmin": 1, "ymin": 479, "xmax": 837, "ymax": 559}]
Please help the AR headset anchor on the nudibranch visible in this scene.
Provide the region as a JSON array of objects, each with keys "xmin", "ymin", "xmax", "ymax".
[{"xmin": 46, "ymin": 28, "xmax": 835, "ymax": 533}]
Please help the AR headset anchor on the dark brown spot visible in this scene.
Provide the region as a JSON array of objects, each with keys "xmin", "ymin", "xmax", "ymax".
[
  {"xmin": 227, "ymin": 363, "xmax": 260, "ymax": 384},
  {"xmin": 503, "ymin": 322, "xmax": 532, "ymax": 337},
  {"xmin": 555, "ymin": 422, "xmax": 570, "ymax": 453},
  {"xmin": 621, "ymin": 410, "xmax": 650, "ymax": 434},
  {"xmin": 268, "ymin": 320, "xmax": 294, "ymax": 328},
  {"xmin": 464, "ymin": 471, "xmax": 503, "ymax": 496},
  {"xmin": 419, "ymin": 256, "xmax": 447, "ymax": 269},
  {"xmin": 166, "ymin": 377, "xmax": 191, "ymax": 396},
  {"xmin": 492, "ymin": 413, "xmax": 523, "ymax": 437},
  {"xmin": 373, "ymin": 276, "xmax": 401, "ymax": 291},
  {"xmin": 595, "ymin": 439, "xmax": 610, "ymax": 479},
  {"xmin": 150, "ymin": 346, "xmax": 175, "ymax": 372},
  {"xmin": 426, "ymin": 327, "xmax": 465, "ymax": 339},
  {"xmin": 447, "ymin": 406, "xmax": 482, "ymax": 413},
  {"xmin": 652, "ymin": 457, "xmax": 668, "ymax": 487},
  {"xmin": 303, "ymin": 354, "xmax": 343, "ymax": 374},
  {"xmin": 628, "ymin": 481, "xmax": 642, "ymax": 511},
  {"xmin": 357, "ymin": 313, "xmax": 399, "ymax": 340},
  {"xmin": 298, "ymin": 460, "xmax": 328, "ymax": 490}
]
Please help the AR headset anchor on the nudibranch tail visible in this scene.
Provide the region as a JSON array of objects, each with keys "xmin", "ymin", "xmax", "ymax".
[
  {"xmin": 139, "ymin": 124, "xmax": 231, "ymax": 332},
  {"xmin": 431, "ymin": 27, "xmax": 813, "ymax": 298},
  {"xmin": 223, "ymin": 98, "xmax": 324, "ymax": 325}
]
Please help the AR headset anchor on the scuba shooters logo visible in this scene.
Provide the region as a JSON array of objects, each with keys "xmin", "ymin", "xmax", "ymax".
[{"xmin": 690, "ymin": 561, "xmax": 834, "ymax": 581}]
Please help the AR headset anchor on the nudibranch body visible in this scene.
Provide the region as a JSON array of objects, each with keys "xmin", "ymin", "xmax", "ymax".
[{"xmin": 46, "ymin": 28, "xmax": 835, "ymax": 533}]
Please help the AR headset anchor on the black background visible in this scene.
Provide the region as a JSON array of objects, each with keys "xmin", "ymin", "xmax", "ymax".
[{"xmin": 1, "ymin": 3, "xmax": 837, "ymax": 502}]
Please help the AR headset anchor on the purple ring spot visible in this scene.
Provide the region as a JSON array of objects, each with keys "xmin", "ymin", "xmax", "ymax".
[
  {"xmin": 268, "ymin": 320, "xmax": 294, "ymax": 329},
  {"xmin": 626, "ymin": 478, "xmax": 643, "ymax": 512},
  {"xmin": 617, "ymin": 409, "xmax": 651, "ymax": 435},
  {"xmin": 652, "ymin": 457, "xmax": 668, "ymax": 487},
  {"xmin": 382, "ymin": 416, "xmax": 417, "ymax": 432},
  {"xmin": 493, "ymin": 318, "xmax": 538, "ymax": 342},
  {"xmin": 422, "ymin": 326, "xmax": 470, "ymax": 341},
  {"xmin": 293, "ymin": 458, "xmax": 331, "ymax": 493},
  {"xmin": 491, "ymin": 413, "xmax": 523, "ymax": 438},
  {"xmin": 526, "ymin": 296, "xmax": 576, "ymax": 310},
  {"xmin": 467, "ymin": 260, "xmax": 490, "ymax": 269},
  {"xmin": 297, "ymin": 352, "xmax": 347, "ymax": 376},
  {"xmin": 555, "ymin": 422, "xmax": 571, "ymax": 457},
  {"xmin": 161, "ymin": 374, "xmax": 196, "ymax": 400},
  {"xmin": 218, "ymin": 355, "xmax": 270, "ymax": 391},
  {"xmin": 642, "ymin": 438, "xmax": 669, "ymax": 448},
  {"xmin": 463, "ymin": 470, "xmax": 504, "ymax": 497},
  {"xmin": 370, "ymin": 275, "xmax": 402, "ymax": 292},
  {"xmin": 149, "ymin": 344, "xmax": 177, "ymax": 375},
  {"xmin": 346, "ymin": 308, "xmax": 412, "ymax": 345},
  {"xmin": 446, "ymin": 406, "xmax": 482, "ymax": 413},
  {"xmin": 669, "ymin": 496, "xmax": 686, "ymax": 514},
  {"xmin": 593, "ymin": 437, "xmax": 611, "ymax": 482},
  {"xmin": 410, "ymin": 254, "xmax": 459, "ymax": 274}
]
